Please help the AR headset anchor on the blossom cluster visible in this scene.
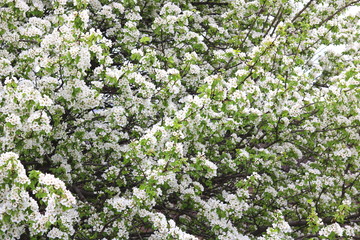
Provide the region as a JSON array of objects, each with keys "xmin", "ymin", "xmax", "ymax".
[{"xmin": 0, "ymin": 0, "xmax": 359, "ymax": 239}]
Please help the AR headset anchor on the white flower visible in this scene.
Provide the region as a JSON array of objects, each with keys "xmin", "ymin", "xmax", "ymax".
[
  {"xmin": 47, "ymin": 227, "xmax": 66, "ymax": 239},
  {"xmin": 15, "ymin": 0, "xmax": 30, "ymax": 12},
  {"xmin": 39, "ymin": 173, "xmax": 65, "ymax": 188},
  {"xmin": 319, "ymin": 223, "xmax": 344, "ymax": 237},
  {"xmin": 160, "ymin": 3, "xmax": 182, "ymax": 15},
  {"xmin": 189, "ymin": 64, "xmax": 200, "ymax": 75},
  {"xmin": 5, "ymin": 114, "xmax": 21, "ymax": 126},
  {"xmin": 79, "ymin": 10, "xmax": 90, "ymax": 27},
  {"xmin": 107, "ymin": 196, "xmax": 133, "ymax": 212}
]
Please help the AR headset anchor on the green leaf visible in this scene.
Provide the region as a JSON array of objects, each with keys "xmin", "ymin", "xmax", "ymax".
[{"xmin": 140, "ymin": 36, "xmax": 151, "ymax": 44}]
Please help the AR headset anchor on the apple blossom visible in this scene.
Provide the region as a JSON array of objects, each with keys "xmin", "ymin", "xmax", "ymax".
[{"xmin": 0, "ymin": 0, "xmax": 359, "ymax": 239}]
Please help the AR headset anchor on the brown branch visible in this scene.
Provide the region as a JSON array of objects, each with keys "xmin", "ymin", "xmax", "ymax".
[
  {"xmin": 319, "ymin": 0, "xmax": 360, "ymax": 26},
  {"xmin": 19, "ymin": 39, "xmax": 39, "ymax": 45},
  {"xmin": 240, "ymin": 15, "xmax": 260, "ymax": 50},
  {"xmin": 270, "ymin": 9, "xmax": 284, "ymax": 37},
  {"xmin": 291, "ymin": 124, "xmax": 360, "ymax": 134},
  {"xmin": 292, "ymin": 0, "xmax": 315, "ymax": 23},
  {"xmin": 100, "ymin": 215, "xmax": 123, "ymax": 235},
  {"xmin": 70, "ymin": 185, "xmax": 97, "ymax": 202},
  {"xmin": 295, "ymin": 234, "xmax": 319, "ymax": 239},
  {"xmin": 191, "ymin": 2, "xmax": 229, "ymax": 7},
  {"xmin": 264, "ymin": 6, "xmax": 283, "ymax": 38}
]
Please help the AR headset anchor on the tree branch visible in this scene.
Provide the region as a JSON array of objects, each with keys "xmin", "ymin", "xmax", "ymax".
[
  {"xmin": 319, "ymin": 0, "xmax": 360, "ymax": 26},
  {"xmin": 292, "ymin": 0, "xmax": 315, "ymax": 23},
  {"xmin": 191, "ymin": 2, "xmax": 229, "ymax": 7}
]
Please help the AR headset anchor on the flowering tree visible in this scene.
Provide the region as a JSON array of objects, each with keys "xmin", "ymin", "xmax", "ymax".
[{"xmin": 0, "ymin": 0, "xmax": 359, "ymax": 239}]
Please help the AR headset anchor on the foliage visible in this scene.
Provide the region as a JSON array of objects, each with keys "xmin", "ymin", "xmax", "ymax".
[{"xmin": 0, "ymin": 0, "xmax": 359, "ymax": 239}]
